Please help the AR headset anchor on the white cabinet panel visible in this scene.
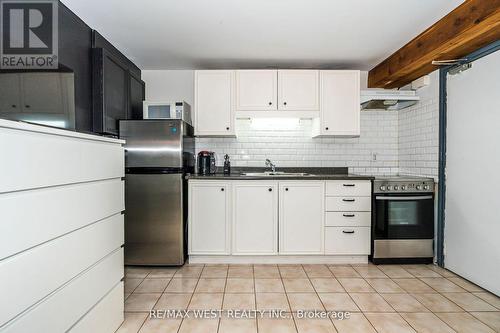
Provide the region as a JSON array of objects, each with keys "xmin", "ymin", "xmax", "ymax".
[
  {"xmin": 326, "ymin": 196, "xmax": 371, "ymax": 212},
  {"xmin": 325, "ymin": 212, "xmax": 371, "ymax": 227},
  {"xmin": 189, "ymin": 182, "xmax": 230, "ymax": 254},
  {"xmin": 278, "ymin": 70, "xmax": 319, "ymax": 111},
  {"xmin": 314, "ymin": 70, "xmax": 360, "ymax": 137},
  {"xmin": 0, "ymin": 213, "xmax": 124, "ymax": 327},
  {"xmin": 325, "ymin": 227, "xmax": 370, "ymax": 255},
  {"xmin": 2, "ymin": 249, "xmax": 124, "ymax": 333},
  {"xmin": 195, "ymin": 70, "xmax": 235, "ymax": 136},
  {"xmin": 233, "ymin": 182, "xmax": 278, "ymax": 254},
  {"xmin": 326, "ymin": 180, "xmax": 371, "ymax": 196},
  {"xmin": 0, "ymin": 126, "xmax": 124, "ymax": 193},
  {"xmin": 0, "ymin": 178, "xmax": 124, "ymax": 260},
  {"xmin": 236, "ymin": 70, "xmax": 277, "ymax": 111},
  {"xmin": 279, "ymin": 182, "xmax": 324, "ymax": 254},
  {"xmin": 69, "ymin": 282, "xmax": 124, "ymax": 333}
]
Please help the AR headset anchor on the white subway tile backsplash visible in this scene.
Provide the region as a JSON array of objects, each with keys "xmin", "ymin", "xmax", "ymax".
[{"xmin": 194, "ymin": 110, "xmax": 399, "ymax": 176}]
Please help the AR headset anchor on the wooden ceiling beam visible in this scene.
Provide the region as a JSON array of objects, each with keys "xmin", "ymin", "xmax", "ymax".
[{"xmin": 368, "ymin": 0, "xmax": 500, "ymax": 89}]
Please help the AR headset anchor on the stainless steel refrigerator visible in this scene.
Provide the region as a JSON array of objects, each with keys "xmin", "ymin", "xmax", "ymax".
[{"xmin": 119, "ymin": 119, "xmax": 194, "ymax": 265}]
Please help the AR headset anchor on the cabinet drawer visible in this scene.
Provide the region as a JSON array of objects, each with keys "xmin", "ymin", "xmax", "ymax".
[
  {"xmin": 325, "ymin": 227, "xmax": 370, "ymax": 255},
  {"xmin": 326, "ymin": 180, "xmax": 371, "ymax": 196},
  {"xmin": 325, "ymin": 212, "xmax": 371, "ymax": 227},
  {"xmin": 326, "ymin": 196, "xmax": 371, "ymax": 212}
]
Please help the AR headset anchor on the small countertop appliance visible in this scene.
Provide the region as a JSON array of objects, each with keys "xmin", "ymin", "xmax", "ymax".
[{"xmin": 197, "ymin": 151, "xmax": 216, "ymax": 175}]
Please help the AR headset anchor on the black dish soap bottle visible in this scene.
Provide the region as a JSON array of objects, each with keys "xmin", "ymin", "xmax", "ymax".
[{"xmin": 223, "ymin": 154, "xmax": 231, "ymax": 175}]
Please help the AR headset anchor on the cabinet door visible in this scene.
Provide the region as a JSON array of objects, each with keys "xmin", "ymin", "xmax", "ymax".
[
  {"xmin": 233, "ymin": 182, "xmax": 278, "ymax": 254},
  {"xmin": 22, "ymin": 73, "xmax": 64, "ymax": 113},
  {"xmin": 279, "ymin": 182, "xmax": 324, "ymax": 254},
  {"xmin": 189, "ymin": 183, "xmax": 230, "ymax": 254},
  {"xmin": 236, "ymin": 70, "xmax": 277, "ymax": 111},
  {"xmin": 319, "ymin": 70, "xmax": 360, "ymax": 136},
  {"xmin": 194, "ymin": 70, "xmax": 234, "ymax": 136},
  {"xmin": 278, "ymin": 70, "xmax": 319, "ymax": 111},
  {"xmin": 129, "ymin": 74, "xmax": 145, "ymax": 120},
  {"xmin": 92, "ymin": 48, "xmax": 128, "ymax": 135},
  {"xmin": 0, "ymin": 74, "xmax": 22, "ymax": 113}
]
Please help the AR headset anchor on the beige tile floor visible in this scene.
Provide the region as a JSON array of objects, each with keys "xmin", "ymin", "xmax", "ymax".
[{"xmin": 117, "ymin": 264, "xmax": 500, "ymax": 333}]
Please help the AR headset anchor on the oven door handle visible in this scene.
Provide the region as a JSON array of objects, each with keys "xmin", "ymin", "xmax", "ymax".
[{"xmin": 375, "ymin": 195, "xmax": 433, "ymax": 201}]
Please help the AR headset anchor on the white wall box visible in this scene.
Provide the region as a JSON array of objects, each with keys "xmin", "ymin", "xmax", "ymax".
[
  {"xmin": 0, "ymin": 119, "xmax": 125, "ymax": 332},
  {"xmin": 313, "ymin": 70, "xmax": 360, "ymax": 137},
  {"xmin": 194, "ymin": 70, "xmax": 235, "ymax": 136},
  {"xmin": 278, "ymin": 70, "xmax": 319, "ymax": 111},
  {"xmin": 279, "ymin": 182, "xmax": 324, "ymax": 254},
  {"xmin": 232, "ymin": 182, "xmax": 278, "ymax": 254},
  {"xmin": 189, "ymin": 182, "xmax": 231, "ymax": 254},
  {"xmin": 235, "ymin": 70, "xmax": 277, "ymax": 111}
]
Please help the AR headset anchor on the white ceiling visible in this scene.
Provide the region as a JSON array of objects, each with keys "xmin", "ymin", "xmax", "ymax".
[{"xmin": 62, "ymin": 0, "xmax": 463, "ymax": 70}]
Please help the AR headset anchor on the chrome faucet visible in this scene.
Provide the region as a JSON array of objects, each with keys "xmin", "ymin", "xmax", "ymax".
[{"xmin": 265, "ymin": 159, "xmax": 276, "ymax": 173}]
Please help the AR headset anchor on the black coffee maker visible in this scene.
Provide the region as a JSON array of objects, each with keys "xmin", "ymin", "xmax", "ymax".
[{"xmin": 197, "ymin": 151, "xmax": 216, "ymax": 175}]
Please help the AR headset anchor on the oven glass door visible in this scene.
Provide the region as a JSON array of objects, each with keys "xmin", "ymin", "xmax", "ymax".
[{"xmin": 375, "ymin": 194, "xmax": 434, "ymax": 239}]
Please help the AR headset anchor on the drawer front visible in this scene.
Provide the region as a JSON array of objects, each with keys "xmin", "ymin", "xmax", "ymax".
[
  {"xmin": 325, "ymin": 227, "xmax": 370, "ymax": 255},
  {"xmin": 326, "ymin": 196, "xmax": 371, "ymax": 211},
  {"xmin": 325, "ymin": 212, "xmax": 371, "ymax": 227},
  {"xmin": 326, "ymin": 180, "xmax": 371, "ymax": 196}
]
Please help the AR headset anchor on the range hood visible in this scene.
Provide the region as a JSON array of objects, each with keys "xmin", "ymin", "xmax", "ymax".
[{"xmin": 361, "ymin": 89, "xmax": 419, "ymax": 110}]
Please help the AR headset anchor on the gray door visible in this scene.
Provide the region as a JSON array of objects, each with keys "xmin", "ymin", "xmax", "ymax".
[
  {"xmin": 120, "ymin": 120, "xmax": 183, "ymax": 168},
  {"xmin": 125, "ymin": 173, "xmax": 185, "ymax": 265}
]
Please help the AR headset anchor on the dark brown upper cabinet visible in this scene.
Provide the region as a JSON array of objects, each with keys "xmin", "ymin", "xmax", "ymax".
[{"xmin": 92, "ymin": 31, "xmax": 145, "ymax": 136}]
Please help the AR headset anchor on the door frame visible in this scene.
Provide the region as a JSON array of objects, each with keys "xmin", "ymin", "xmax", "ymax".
[{"xmin": 436, "ymin": 40, "xmax": 500, "ymax": 267}]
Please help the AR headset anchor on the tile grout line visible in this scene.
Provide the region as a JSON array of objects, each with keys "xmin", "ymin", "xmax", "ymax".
[
  {"xmin": 179, "ymin": 264, "xmax": 204, "ymax": 333},
  {"xmin": 279, "ymin": 264, "xmax": 299, "ymax": 333}
]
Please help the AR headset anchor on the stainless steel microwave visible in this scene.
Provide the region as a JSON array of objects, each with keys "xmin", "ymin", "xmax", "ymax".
[{"xmin": 143, "ymin": 101, "xmax": 192, "ymax": 125}]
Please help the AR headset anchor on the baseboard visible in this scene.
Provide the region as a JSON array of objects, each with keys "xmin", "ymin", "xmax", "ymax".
[{"xmin": 188, "ymin": 255, "xmax": 368, "ymax": 264}]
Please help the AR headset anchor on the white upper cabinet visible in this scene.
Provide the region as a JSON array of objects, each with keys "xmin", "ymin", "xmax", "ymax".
[
  {"xmin": 279, "ymin": 182, "xmax": 324, "ymax": 254},
  {"xmin": 235, "ymin": 70, "xmax": 277, "ymax": 111},
  {"xmin": 278, "ymin": 70, "xmax": 319, "ymax": 111},
  {"xmin": 232, "ymin": 182, "xmax": 278, "ymax": 255},
  {"xmin": 194, "ymin": 70, "xmax": 235, "ymax": 136},
  {"xmin": 313, "ymin": 70, "xmax": 360, "ymax": 137}
]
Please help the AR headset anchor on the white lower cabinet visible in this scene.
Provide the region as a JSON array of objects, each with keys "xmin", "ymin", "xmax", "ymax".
[
  {"xmin": 189, "ymin": 182, "xmax": 230, "ymax": 254},
  {"xmin": 188, "ymin": 179, "xmax": 372, "ymax": 260},
  {"xmin": 325, "ymin": 227, "xmax": 370, "ymax": 255},
  {"xmin": 233, "ymin": 182, "xmax": 278, "ymax": 254},
  {"xmin": 279, "ymin": 182, "xmax": 325, "ymax": 254}
]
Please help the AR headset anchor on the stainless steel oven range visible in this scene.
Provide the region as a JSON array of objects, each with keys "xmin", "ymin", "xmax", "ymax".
[{"xmin": 372, "ymin": 176, "xmax": 435, "ymax": 264}]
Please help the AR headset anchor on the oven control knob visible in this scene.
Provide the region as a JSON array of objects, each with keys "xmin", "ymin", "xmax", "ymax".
[
  {"xmin": 379, "ymin": 185, "xmax": 386, "ymax": 191},
  {"xmin": 393, "ymin": 185, "xmax": 399, "ymax": 190},
  {"xmin": 423, "ymin": 185, "xmax": 430, "ymax": 190},
  {"xmin": 387, "ymin": 185, "xmax": 392, "ymax": 190},
  {"xmin": 416, "ymin": 185, "xmax": 422, "ymax": 190},
  {"xmin": 401, "ymin": 185, "xmax": 406, "ymax": 190}
]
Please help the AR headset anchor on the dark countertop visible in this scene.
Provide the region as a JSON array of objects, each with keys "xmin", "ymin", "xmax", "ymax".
[{"xmin": 186, "ymin": 167, "xmax": 374, "ymax": 181}]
